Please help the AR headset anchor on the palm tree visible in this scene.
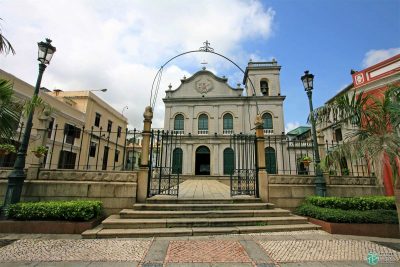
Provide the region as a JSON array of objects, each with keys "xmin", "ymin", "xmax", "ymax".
[
  {"xmin": 0, "ymin": 18, "xmax": 15, "ymax": 55},
  {"xmin": 315, "ymin": 85, "xmax": 400, "ymax": 195},
  {"xmin": 0, "ymin": 79, "xmax": 21, "ymax": 141}
]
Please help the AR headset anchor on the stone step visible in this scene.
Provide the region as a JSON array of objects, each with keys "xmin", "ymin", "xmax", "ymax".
[
  {"xmin": 120, "ymin": 208, "xmax": 291, "ymax": 219},
  {"xmin": 133, "ymin": 202, "xmax": 274, "ymax": 211},
  {"xmin": 87, "ymin": 223, "xmax": 321, "ymax": 238},
  {"xmin": 102, "ymin": 214, "xmax": 308, "ymax": 229},
  {"xmin": 146, "ymin": 197, "xmax": 263, "ymax": 204}
]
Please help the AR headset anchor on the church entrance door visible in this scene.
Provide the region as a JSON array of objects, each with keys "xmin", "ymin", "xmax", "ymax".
[{"xmin": 195, "ymin": 146, "xmax": 210, "ymax": 175}]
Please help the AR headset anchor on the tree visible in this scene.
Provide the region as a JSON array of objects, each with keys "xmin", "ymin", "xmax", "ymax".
[
  {"xmin": 0, "ymin": 18, "xmax": 15, "ymax": 55},
  {"xmin": 315, "ymin": 85, "xmax": 400, "ymax": 228},
  {"xmin": 0, "ymin": 79, "xmax": 21, "ymax": 141}
]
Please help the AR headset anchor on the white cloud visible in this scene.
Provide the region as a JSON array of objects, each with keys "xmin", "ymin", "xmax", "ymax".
[
  {"xmin": 362, "ymin": 48, "xmax": 400, "ymax": 68},
  {"xmin": 0, "ymin": 0, "xmax": 275, "ymax": 129},
  {"xmin": 285, "ymin": 122, "xmax": 300, "ymax": 133}
]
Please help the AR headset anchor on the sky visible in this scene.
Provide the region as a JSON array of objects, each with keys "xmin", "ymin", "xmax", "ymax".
[{"xmin": 1, "ymin": 0, "xmax": 399, "ymax": 131}]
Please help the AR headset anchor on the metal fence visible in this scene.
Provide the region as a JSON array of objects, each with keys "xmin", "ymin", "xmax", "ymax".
[
  {"xmin": 148, "ymin": 130, "xmax": 181, "ymax": 196},
  {"xmin": 229, "ymin": 134, "xmax": 258, "ymax": 196},
  {"xmin": 0, "ymin": 125, "xmax": 375, "ymax": 177},
  {"xmin": 261, "ymin": 135, "xmax": 374, "ymax": 177},
  {"xmin": 0, "ymin": 124, "xmax": 142, "ymax": 171}
]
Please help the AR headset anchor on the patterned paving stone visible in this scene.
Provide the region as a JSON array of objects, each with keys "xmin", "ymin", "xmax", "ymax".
[
  {"xmin": 165, "ymin": 240, "xmax": 252, "ymax": 263},
  {"xmin": 0, "ymin": 239, "xmax": 151, "ymax": 262},
  {"xmin": 249, "ymin": 230, "xmax": 330, "ymax": 236},
  {"xmin": 258, "ymin": 240, "xmax": 400, "ymax": 263}
]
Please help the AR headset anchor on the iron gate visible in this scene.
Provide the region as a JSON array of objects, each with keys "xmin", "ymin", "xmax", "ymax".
[
  {"xmin": 147, "ymin": 130, "xmax": 181, "ymax": 197},
  {"xmin": 230, "ymin": 134, "xmax": 259, "ymax": 196}
]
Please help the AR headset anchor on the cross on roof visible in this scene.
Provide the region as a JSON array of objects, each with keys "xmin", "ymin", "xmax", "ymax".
[{"xmin": 201, "ymin": 59, "xmax": 208, "ymax": 70}]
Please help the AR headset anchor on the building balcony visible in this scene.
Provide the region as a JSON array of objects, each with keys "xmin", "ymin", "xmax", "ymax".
[
  {"xmin": 223, "ymin": 129, "xmax": 234, "ymax": 135},
  {"xmin": 263, "ymin": 129, "xmax": 274, "ymax": 135},
  {"xmin": 171, "ymin": 130, "xmax": 184, "ymax": 135},
  {"xmin": 198, "ymin": 130, "xmax": 208, "ymax": 135}
]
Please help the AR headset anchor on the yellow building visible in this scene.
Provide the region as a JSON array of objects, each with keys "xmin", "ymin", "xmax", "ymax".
[
  {"xmin": 48, "ymin": 90, "xmax": 128, "ymax": 170},
  {"xmin": 0, "ymin": 69, "xmax": 128, "ymax": 171}
]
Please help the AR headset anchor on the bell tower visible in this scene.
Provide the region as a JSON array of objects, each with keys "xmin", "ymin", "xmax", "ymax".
[{"xmin": 243, "ymin": 59, "xmax": 282, "ymax": 97}]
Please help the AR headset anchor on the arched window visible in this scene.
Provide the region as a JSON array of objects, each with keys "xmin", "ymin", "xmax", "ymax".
[
  {"xmin": 265, "ymin": 147, "xmax": 276, "ymax": 174},
  {"xmin": 262, "ymin": 113, "xmax": 273, "ymax": 134},
  {"xmin": 223, "ymin": 148, "xmax": 234, "ymax": 175},
  {"xmin": 260, "ymin": 80, "xmax": 269, "ymax": 96},
  {"xmin": 172, "ymin": 148, "xmax": 183, "ymax": 174},
  {"xmin": 198, "ymin": 114, "xmax": 208, "ymax": 135},
  {"xmin": 223, "ymin": 113, "xmax": 233, "ymax": 134},
  {"xmin": 174, "ymin": 114, "xmax": 184, "ymax": 134}
]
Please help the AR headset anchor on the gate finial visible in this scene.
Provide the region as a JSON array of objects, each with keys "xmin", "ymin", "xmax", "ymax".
[
  {"xmin": 255, "ymin": 114, "xmax": 263, "ymax": 129},
  {"xmin": 143, "ymin": 106, "xmax": 153, "ymax": 121},
  {"xmin": 199, "ymin": 40, "xmax": 214, "ymax": 52}
]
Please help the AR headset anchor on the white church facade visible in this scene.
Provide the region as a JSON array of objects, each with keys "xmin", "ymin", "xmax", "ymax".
[{"xmin": 162, "ymin": 60, "xmax": 290, "ymax": 176}]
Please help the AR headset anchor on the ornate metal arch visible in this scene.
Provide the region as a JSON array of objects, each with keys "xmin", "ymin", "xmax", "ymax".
[{"xmin": 150, "ymin": 41, "xmax": 259, "ymax": 113}]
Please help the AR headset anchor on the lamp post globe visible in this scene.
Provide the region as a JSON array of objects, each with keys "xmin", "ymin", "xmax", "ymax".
[
  {"xmin": 2, "ymin": 39, "xmax": 56, "ymax": 210},
  {"xmin": 301, "ymin": 70, "xmax": 326, "ymax": 197}
]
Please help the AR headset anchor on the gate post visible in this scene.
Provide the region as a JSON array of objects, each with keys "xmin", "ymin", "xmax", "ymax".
[
  {"xmin": 255, "ymin": 115, "xmax": 269, "ymax": 202},
  {"xmin": 137, "ymin": 106, "xmax": 153, "ymax": 202}
]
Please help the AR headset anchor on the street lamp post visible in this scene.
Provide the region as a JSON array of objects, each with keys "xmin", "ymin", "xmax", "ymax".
[
  {"xmin": 301, "ymin": 70, "xmax": 326, "ymax": 197},
  {"xmin": 2, "ymin": 38, "xmax": 56, "ymax": 208}
]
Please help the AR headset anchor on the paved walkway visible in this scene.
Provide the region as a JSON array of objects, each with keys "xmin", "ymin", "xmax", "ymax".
[
  {"xmin": 0, "ymin": 230, "xmax": 399, "ymax": 266},
  {"xmin": 178, "ymin": 179, "xmax": 230, "ymax": 199}
]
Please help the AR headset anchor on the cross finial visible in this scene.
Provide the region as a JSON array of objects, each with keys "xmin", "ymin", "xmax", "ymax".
[
  {"xmin": 199, "ymin": 40, "xmax": 214, "ymax": 52},
  {"xmin": 201, "ymin": 59, "xmax": 208, "ymax": 70}
]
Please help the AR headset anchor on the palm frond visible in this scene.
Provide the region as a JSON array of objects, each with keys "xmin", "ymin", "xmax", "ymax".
[
  {"xmin": 0, "ymin": 79, "xmax": 21, "ymax": 140},
  {"xmin": 321, "ymin": 83, "xmax": 400, "ymax": 188},
  {"xmin": 0, "ymin": 18, "xmax": 15, "ymax": 55}
]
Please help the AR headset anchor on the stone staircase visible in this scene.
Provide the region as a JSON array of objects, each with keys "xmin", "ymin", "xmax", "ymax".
[{"xmin": 82, "ymin": 198, "xmax": 319, "ymax": 238}]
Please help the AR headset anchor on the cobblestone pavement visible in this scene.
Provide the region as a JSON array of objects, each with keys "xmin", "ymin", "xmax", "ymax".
[
  {"xmin": 0, "ymin": 230, "xmax": 399, "ymax": 266},
  {"xmin": 165, "ymin": 240, "xmax": 252, "ymax": 263}
]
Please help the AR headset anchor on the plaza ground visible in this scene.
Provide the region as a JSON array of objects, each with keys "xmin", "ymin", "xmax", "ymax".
[{"xmin": 0, "ymin": 230, "xmax": 399, "ymax": 266}]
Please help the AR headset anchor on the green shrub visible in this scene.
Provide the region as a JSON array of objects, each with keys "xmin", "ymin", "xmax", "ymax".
[
  {"xmin": 295, "ymin": 203, "xmax": 398, "ymax": 224},
  {"xmin": 305, "ymin": 196, "xmax": 396, "ymax": 211},
  {"xmin": 6, "ymin": 200, "xmax": 103, "ymax": 221}
]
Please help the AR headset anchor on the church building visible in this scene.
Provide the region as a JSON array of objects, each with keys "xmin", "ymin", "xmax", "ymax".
[{"xmin": 162, "ymin": 60, "xmax": 286, "ymax": 176}]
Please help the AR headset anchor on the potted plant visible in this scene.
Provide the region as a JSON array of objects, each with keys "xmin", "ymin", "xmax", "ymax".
[
  {"xmin": 300, "ymin": 155, "xmax": 312, "ymax": 167},
  {"xmin": 0, "ymin": 144, "xmax": 16, "ymax": 156},
  {"xmin": 32, "ymin": 145, "xmax": 48, "ymax": 158}
]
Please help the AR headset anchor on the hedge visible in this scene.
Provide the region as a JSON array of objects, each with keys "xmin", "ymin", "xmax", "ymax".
[
  {"xmin": 6, "ymin": 200, "xmax": 103, "ymax": 221},
  {"xmin": 295, "ymin": 203, "xmax": 398, "ymax": 224},
  {"xmin": 305, "ymin": 196, "xmax": 396, "ymax": 211}
]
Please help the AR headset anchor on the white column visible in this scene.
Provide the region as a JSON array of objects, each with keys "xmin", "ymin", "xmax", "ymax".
[
  {"xmin": 212, "ymin": 144, "xmax": 219, "ymax": 175},
  {"xmin": 187, "ymin": 144, "xmax": 193, "ymax": 175}
]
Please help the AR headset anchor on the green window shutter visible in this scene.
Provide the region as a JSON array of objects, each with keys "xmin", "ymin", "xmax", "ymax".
[
  {"xmin": 198, "ymin": 114, "xmax": 208, "ymax": 130},
  {"xmin": 174, "ymin": 114, "xmax": 184, "ymax": 130},
  {"xmin": 223, "ymin": 148, "xmax": 234, "ymax": 175},
  {"xmin": 262, "ymin": 113, "xmax": 273, "ymax": 129},
  {"xmin": 223, "ymin": 114, "xmax": 233, "ymax": 130},
  {"xmin": 265, "ymin": 147, "xmax": 276, "ymax": 174},
  {"xmin": 172, "ymin": 148, "xmax": 183, "ymax": 174}
]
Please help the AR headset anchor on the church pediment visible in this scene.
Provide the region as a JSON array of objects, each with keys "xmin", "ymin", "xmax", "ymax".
[{"xmin": 165, "ymin": 70, "xmax": 243, "ymax": 98}]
